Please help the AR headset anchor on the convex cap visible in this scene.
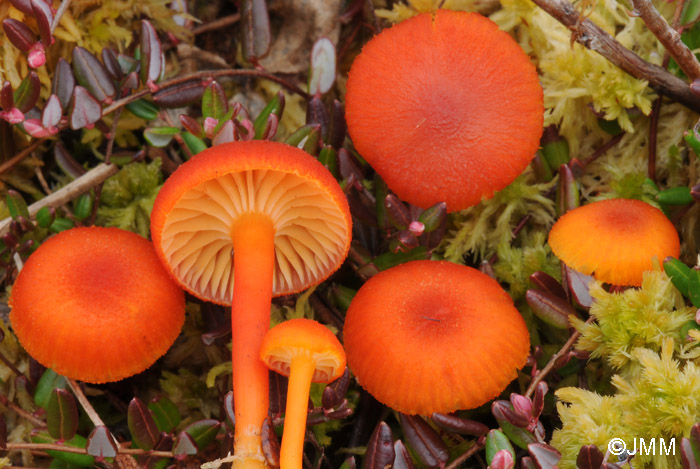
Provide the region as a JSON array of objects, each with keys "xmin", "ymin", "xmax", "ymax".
[
  {"xmin": 343, "ymin": 260, "xmax": 530, "ymax": 415},
  {"xmin": 345, "ymin": 10, "xmax": 544, "ymax": 212},
  {"xmin": 9, "ymin": 227, "xmax": 185, "ymax": 383},
  {"xmin": 548, "ymin": 198, "xmax": 680, "ymax": 286}
]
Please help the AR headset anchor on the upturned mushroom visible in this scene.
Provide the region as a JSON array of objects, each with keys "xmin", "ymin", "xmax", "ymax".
[
  {"xmin": 9, "ymin": 226, "xmax": 185, "ymax": 383},
  {"xmin": 260, "ymin": 318, "xmax": 346, "ymax": 469},
  {"xmin": 150, "ymin": 141, "xmax": 352, "ymax": 468},
  {"xmin": 345, "ymin": 10, "xmax": 544, "ymax": 212},
  {"xmin": 548, "ymin": 198, "xmax": 680, "ymax": 286},
  {"xmin": 343, "ymin": 260, "xmax": 530, "ymax": 415}
]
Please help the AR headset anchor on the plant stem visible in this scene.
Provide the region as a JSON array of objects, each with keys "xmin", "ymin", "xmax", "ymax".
[
  {"xmin": 530, "ymin": 0, "xmax": 700, "ymax": 113},
  {"xmin": 524, "ymin": 317, "xmax": 594, "ymax": 398},
  {"xmin": 444, "ymin": 440, "xmax": 485, "ymax": 469},
  {"xmin": 0, "ymin": 395, "xmax": 46, "ymax": 427},
  {"xmin": 51, "ymin": 0, "xmax": 72, "ymax": 34},
  {"xmin": 632, "ymin": 0, "xmax": 700, "ymax": 80},
  {"xmin": 4, "ymin": 442, "xmax": 173, "ymax": 458},
  {"xmin": 0, "ymin": 139, "xmax": 46, "ymax": 176},
  {"xmin": 66, "ymin": 379, "xmax": 105, "ymax": 428},
  {"xmin": 0, "ymin": 163, "xmax": 119, "ymax": 237}
]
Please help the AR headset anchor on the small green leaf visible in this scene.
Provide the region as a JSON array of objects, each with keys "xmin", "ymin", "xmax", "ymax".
[
  {"xmin": 540, "ymin": 138, "xmax": 569, "ymax": 169},
  {"xmin": 47, "ymin": 388, "xmax": 79, "ymax": 442},
  {"xmin": 680, "ymin": 320, "xmax": 700, "ymax": 340},
  {"xmin": 499, "ymin": 420, "xmax": 537, "ymax": 450},
  {"xmin": 201, "ymin": 81, "xmax": 228, "ymax": 121},
  {"xmin": 182, "ymin": 419, "xmax": 222, "ymax": 450},
  {"xmin": 485, "ymin": 429, "xmax": 515, "ymax": 466},
  {"xmin": 688, "ymin": 267, "xmax": 700, "ymax": 308},
  {"xmin": 181, "ymin": 131, "xmax": 207, "ymax": 156},
  {"xmin": 664, "ymin": 257, "xmax": 691, "ymax": 297},
  {"xmin": 6, "ymin": 190, "xmax": 29, "ymax": 220},
  {"xmin": 148, "ymin": 395, "xmax": 181, "ymax": 433},
  {"xmin": 126, "ymin": 99, "xmax": 159, "ymax": 121},
  {"xmin": 681, "ymin": 0, "xmax": 700, "ymax": 26},
  {"xmin": 254, "ymin": 91, "xmax": 285, "ymax": 139},
  {"xmin": 685, "ymin": 131, "xmax": 700, "ymax": 156},
  {"xmin": 34, "ymin": 369, "xmax": 68, "ymax": 409},
  {"xmin": 144, "ymin": 126, "xmax": 179, "ymax": 147},
  {"xmin": 656, "ymin": 186, "xmax": 694, "ymax": 205},
  {"xmin": 373, "ymin": 246, "xmax": 428, "ymax": 271},
  {"xmin": 318, "ymin": 145, "xmax": 337, "ymax": 177},
  {"xmin": 73, "ymin": 194, "xmax": 93, "ymax": 221},
  {"xmin": 49, "ymin": 217, "xmax": 74, "ymax": 233},
  {"xmin": 284, "ymin": 124, "xmax": 318, "ymax": 148}
]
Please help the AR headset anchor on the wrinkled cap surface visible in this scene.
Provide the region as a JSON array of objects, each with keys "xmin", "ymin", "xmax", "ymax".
[
  {"xmin": 345, "ymin": 10, "xmax": 544, "ymax": 212},
  {"xmin": 548, "ymin": 198, "xmax": 680, "ymax": 286},
  {"xmin": 343, "ymin": 260, "xmax": 530, "ymax": 415},
  {"xmin": 9, "ymin": 227, "xmax": 185, "ymax": 383},
  {"xmin": 260, "ymin": 318, "xmax": 346, "ymax": 383},
  {"xmin": 150, "ymin": 141, "xmax": 352, "ymax": 304}
]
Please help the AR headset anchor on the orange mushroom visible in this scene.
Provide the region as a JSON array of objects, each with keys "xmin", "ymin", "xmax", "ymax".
[
  {"xmin": 345, "ymin": 10, "xmax": 544, "ymax": 212},
  {"xmin": 260, "ymin": 318, "xmax": 346, "ymax": 469},
  {"xmin": 9, "ymin": 226, "xmax": 185, "ymax": 383},
  {"xmin": 150, "ymin": 141, "xmax": 352, "ymax": 468},
  {"xmin": 548, "ymin": 198, "xmax": 680, "ymax": 286},
  {"xmin": 343, "ymin": 260, "xmax": 530, "ymax": 415}
]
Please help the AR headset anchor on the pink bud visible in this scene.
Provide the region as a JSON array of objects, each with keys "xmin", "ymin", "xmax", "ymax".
[
  {"xmin": 27, "ymin": 43, "xmax": 46, "ymax": 68},
  {"xmin": 510, "ymin": 393, "xmax": 533, "ymax": 420},
  {"xmin": 203, "ymin": 117, "xmax": 219, "ymax": 138},
  {"xmin": 489, "ymin": 449, "xmax": 514, "ymax": 469},
  {"xmin": 239, "ymin": 119, "xmax": 255, "ymax": 141},
  {"xmin": 408, "ymin": 220, "xmax": 425, "ymax": 237},
  {"xmin": 0, "ymin": 108, "xmax": 25, "ymax": 124},
  {"xmin": 146, "ymin": 80, "xmax": 160, "ymax": 93}
]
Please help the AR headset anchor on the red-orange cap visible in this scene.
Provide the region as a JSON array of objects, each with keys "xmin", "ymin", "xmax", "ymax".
[
  {"xmin": 260, "ymin": 318, "xmax": 346, "ymax": 383},
  {"xmin": 345, "ymin": 10, "xmax": 543, "ymax": 212},
  {"xmin": 9, "ymin": 227, "xmax": 185, "ymax": 383},
  {"xmin": 343, "ymin": 260, "xmax": 530, "ymax": 415},
  {"xmin": 548, "ymin": 198, "xmax": 680, "ymax": 286},
  {"xmin": 150, "ymin": 141, "xmax": 352, "ymax": 305}
]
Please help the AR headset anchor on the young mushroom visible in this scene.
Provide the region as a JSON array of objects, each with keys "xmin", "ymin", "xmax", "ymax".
[
  {"xmin": 260, "ymin": 318, "xmax": 346, "ymax": 469},
  {"xmin": 548, "ymin": 198, "xmax": 680, "ymax": 286},
  {"xmin": 343, "ymin": 260, "xmax": 530, "ymax": 415},
  {"xmin": 150, "ymin": 141, "xmax": 352, "ymax": 468},
  {"xmin": 9, "ymin": 226, "xmax": 185, "ymax": 383},
  {"xmin": 345, "ymin": 10, "xmax": 543, "ymax": 212}
]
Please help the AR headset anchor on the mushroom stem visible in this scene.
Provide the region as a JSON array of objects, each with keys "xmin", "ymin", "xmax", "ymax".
[
  {"xmin": 280, "ymin": 355, "xmax": 317, "ymax": 469},
  {"xmin": 230, "ymin": 213, "xmax": 276, "ymax": 468}
]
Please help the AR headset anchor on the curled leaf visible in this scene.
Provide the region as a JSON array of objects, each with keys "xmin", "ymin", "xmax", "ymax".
[
  {"xmin": 141, "ymin": 20, "xmax": 163, "ymax": 86},
  {"xmin": 431, "ymin": 412, "xmax": 489, "ymax": 436},
  {"xmin": 30, "ymin": 0, "xmax": 53, "ymax": 47},
  {"xmin": 363, "ymin": 421, "xmax": 394, "ymax": 469},
  {"xmin": 309, "ymin": 37, "xmax": 336, "ymax": 96},
  {"xmin": 153, "ymin": 80, "xmax": 206, "ymax": 108}
]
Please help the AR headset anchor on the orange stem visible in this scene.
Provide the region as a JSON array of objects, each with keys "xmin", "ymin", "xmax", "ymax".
[
  {"xmin": 230, "ymin": 213, "xmax": 276, "ymax": 469},
  {"xmin": 280, "ymin": 357, "xmax": 317, "ymax": 469}
]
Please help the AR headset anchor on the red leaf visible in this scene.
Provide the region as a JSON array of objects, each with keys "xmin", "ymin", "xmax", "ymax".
[
  {"xmin": 69, "ymin": 86, "xmax": 102, "ymax": 130},
  {"xmin": 72, "ymin": 47, "xmax": 116, "ymax": 103},
  {"xmin": 140, "ymin": 20, "xmax": 163, "ymax": 86},
  {"xmin": 30, "ymin": 0, "xmax": 53, "ymax": 47},
  {"xmin": 240, "ymin": 0, "xmax": 270, "ymax": 62},
  {"xmin": 2, "ymin": 18, "xmax": 36, "ymax": 52}
]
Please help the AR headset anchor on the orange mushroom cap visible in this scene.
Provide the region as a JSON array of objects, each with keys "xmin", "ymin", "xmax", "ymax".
[
  {"xmin": 345, "ymin": 10, "xmax": 544, "ymax": 212},
  {"xmin": 9, "ymin": 227, "xmax": 185, "ymax": 383},
  {"xmin": 548, "ymin": 198, "xmax": 680, "ymax": 286},
  {"xmin": 260, "ymin": 318, "xmax": 346, "ymax": 383},
  {"xmin": 150, "ymin": 140, "xmax": 352, "ymax": 305},
  {"xmin": 343, "ymin": 260, "xmax": 530, "ymax": 415}
]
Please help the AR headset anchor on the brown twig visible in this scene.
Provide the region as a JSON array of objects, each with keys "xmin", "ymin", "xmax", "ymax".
[
  {"xmin": 51, "ymin": 0, "xmax": 72, "ymax": 34},
  {"xmin": 66, "ymin": 379, "xmax": 105, "ymax": 428},
  {"xmin": 525, "ymin": 317, "xmax": 594, "ymax": 398},
  {"xmin": 445, "ymin": 441, "xmax": 485, "ymax": 469},
  {"xmin": 648, "ymin": 96, "xmax": 662, "ymax": 182},
  {"xmin": 581, "ymin": 132, "xmax": 626, "ymax": 167},
  {"xmin": 0, "ymin": 163, "xmax": 119, "ymax": 237},
  {"xmin": 0, "ymin": 396, "xmax": 46, "ymax": 428},
  {"xmin": 0, "ymin": 140, "xmax": 46, "ymax": 177},
  {"xmin": 530, "ymin": 0, "xmax": 700, "ymax": 113},
  {"xmin": 193, "ymin": 14, "xmax": 241, "ymax": 35},
  {"xmin": 4, "ymin": 442, "xmax": 174, "ymax": 458},
  {"xmin": 632, "ymin": 0, "xmax": 700, "ymax": 81}
]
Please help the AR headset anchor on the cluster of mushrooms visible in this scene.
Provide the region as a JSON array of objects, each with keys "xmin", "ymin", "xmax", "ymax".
[{"xmin": 6, "ymin": 9, "xmax": 683, "ymax": 469}]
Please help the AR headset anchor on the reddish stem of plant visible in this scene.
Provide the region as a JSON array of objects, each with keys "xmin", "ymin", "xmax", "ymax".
[{"xmin": 230, "ymin": 213, "xmax": 275, "ymax": 469}]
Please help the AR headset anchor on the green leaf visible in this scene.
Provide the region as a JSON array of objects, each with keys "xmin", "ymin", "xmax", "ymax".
[
  {"xmin": 126, "ymin": 99, "xmax": 159, "ymax": 120},
  {"xmin": 318, "ymin": 145, "xmax": 337, "ymax": 177},
  {"xmin": 373, "ymin": 246, "xmax": 428, "ymax": 271},
  {"xmin": 73, "ymin": 194, "xmax": 93, "ymax": 221},
  {"xmin": 254, "ymin": 91, "xmax": 285, "ymax": 139},
  {"xmin": 6, "ymin": 190, "xmax": 29, "ymax": 220},
  {"xmin": 688, "ymin": 267, "xmax": 700, "ymax": 308},
  {"xmin": 663, "ymin": 257, "xmax": 691, "ymax": 297},
  {"xmin": 47, "ymin": 389, "xmax": 79, "ymax": 442},
  {"xmin": 34, "ymin": 369, "xmax": 68, "ymax": 410},
  {"xmin": 485, "ymin": 429, "xmax": 515, "ymax": 466},
  {"xmin": 201, "ymin": 81, "xmax": 228, "ymax": 121},
  {"xmin": 181, "ymin": 131, "xmax": 207, "ymax": 156},
  {"xmin": 540, "ymin": 138, "xmax": 569, "ymax": 169},
  {"xmin": 128, "ymin": 398, "xmax": 160, "ymax": 450},
  {"xmin": 682, "ymin": 0, "xmax": 700, "ymax": 27},
  {"xmin": 656, "ymin": 186, "xmax": 694, "ymax": 205},
  {"xmin": 148, "ymin": 395, "xmax": 181, "ymax": 433},
  {"xmin": 144, "ymin": 127, "xmax": 179, "ymax": 147},
  {"xmin": 49, "ymin": 217, "xmax": 74, "ymax": 233},
  {"xmin": 182, "ymin": 419, "xmax": 222, "ymax": 450}
]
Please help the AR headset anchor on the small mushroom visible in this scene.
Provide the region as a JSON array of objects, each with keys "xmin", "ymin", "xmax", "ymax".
[
  {"xmin": 343, "ymin": 260, "xmax": 530, "ymax": 415},
  {"xmin": 345, "ymin": 10, "xmax": 543, "ymax": 212},
  {"xmin": 9, "ymin": 227, "xmax": 185, "ymax": 383},
  {"xmin": 260, "ymin": 318, "xmax": 346, "ymax": 469},
  {"xmin": 150, "ymin": 141, "xmax": 352, "ymax": 467},
  {"xmin": 548, "ymin": 198, "xmax": 680, "ymax": 286}
]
